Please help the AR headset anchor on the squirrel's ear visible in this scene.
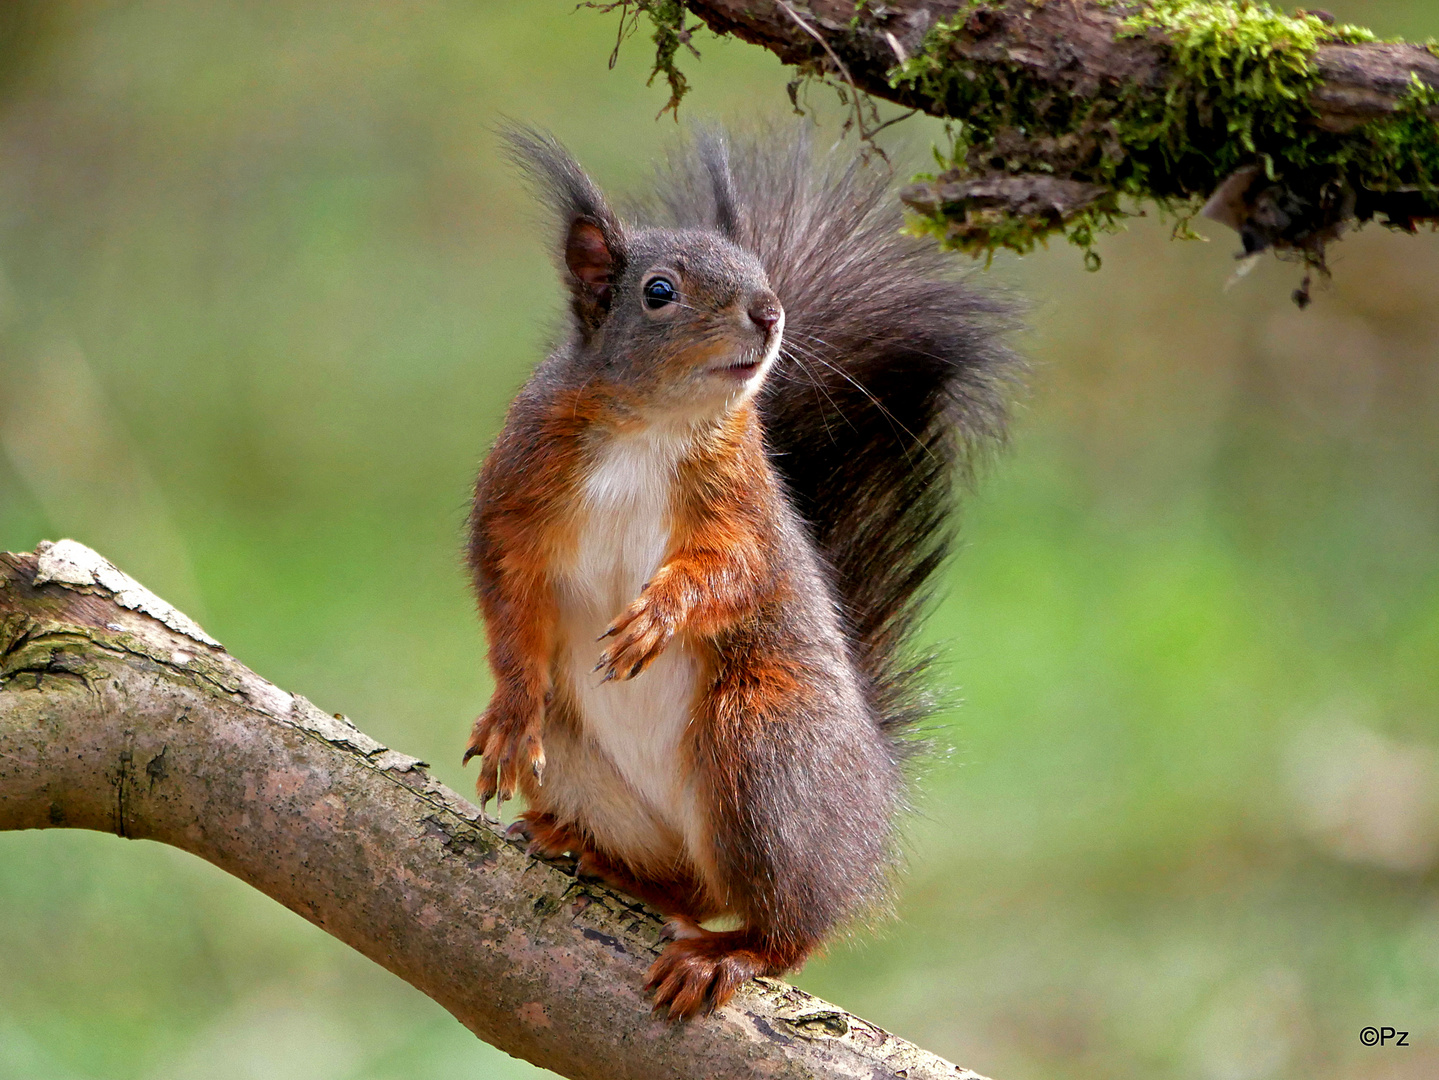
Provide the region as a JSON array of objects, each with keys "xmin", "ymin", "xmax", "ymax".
[
  {"xmin": 565, "ymin": 218, "xmax": 620, "ymax": 328},
  {"xmin": 499, "ymin": 122, "xmax": 628, "ymax": 334}
]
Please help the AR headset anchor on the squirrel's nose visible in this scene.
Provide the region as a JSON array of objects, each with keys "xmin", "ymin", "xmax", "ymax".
[{"xmin": 748, "ymin": 296, "xmax": 783, "ymax": 337}]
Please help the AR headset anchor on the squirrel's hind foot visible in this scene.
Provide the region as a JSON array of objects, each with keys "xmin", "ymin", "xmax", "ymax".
[
  {"xmin": 645, "ymin": 931, "xmax": 803, "ymax": 1021},
  {"xmin": 506, "ymin": 815, "xmax": 680, "ymax": 902},
  {"xmin": 506, "ymin": 811, "xmax": 586, "ymax": 862}
]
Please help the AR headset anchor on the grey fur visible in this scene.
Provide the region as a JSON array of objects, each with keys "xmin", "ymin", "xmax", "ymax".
[
  {"xmin": 482, "ymin": 124, "xmax": 1020, "ymax": 976},
  {"xmin": 655, "ymin": 126, "xmax": 1022, "ymax": 752}
]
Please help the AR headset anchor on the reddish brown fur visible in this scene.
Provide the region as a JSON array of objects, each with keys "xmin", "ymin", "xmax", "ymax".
[
  {"xmin": 598, "ymin": 406, "xmax": 777, "ymax": 681},
  {"xmin": 471, "ymin": 376, "xmax": 841, "ymax": 1014},
  {"xmin": 465, "ymin": 126, "xmax": 1014, "ymax": 1019},
  {"xmin": 509, "ymin": 812, "xmax": 722, "ymax": 921},
  {"xmin": 464, "ymin": 386, "xmax": 595, "ymax": 805}
]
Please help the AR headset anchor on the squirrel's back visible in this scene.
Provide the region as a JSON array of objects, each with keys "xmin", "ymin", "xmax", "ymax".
[{"xmin": 653, "ymin": 128, "xmax": 1020, "ymax": 747}]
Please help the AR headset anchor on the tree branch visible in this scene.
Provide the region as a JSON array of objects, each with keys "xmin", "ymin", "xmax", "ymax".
[
  {"xmin": 643, "ymin": 1, "xmax": 1439, "ymax": 270},
  {"xmin": 0, "ymin": 540, "xmax": 984, "ymax": 1080}
]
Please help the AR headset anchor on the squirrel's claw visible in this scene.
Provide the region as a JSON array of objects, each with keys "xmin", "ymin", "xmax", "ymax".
[
  {"xmin": 475, "ymin": 766, "xmax": 497, "ymax": 811},
  {"xmin": 465, "ymin": 709, "xmax": 545, "ymax": 810},
  {"xmin": 598, "ymin": 599, "xmax": 645, "ymax": 642},
  {"xmin": 658, "ymin": 917, "xmax": 709, "ymax": 943},
  {"xmin": 508, "ymin": 812, "xmax": 596, "ymax": 866},
  {"xmin": 593, "ymin": 650, "xmax": 628, "ymax": 684},
  {"xmin": 504, "ymin": 818, "xmax": 533, "ymax": 842},
  {"xmin": 597, "ymin": 596, "xmax": 676, "ymax": 683},
  {"xmin": 645, "ymin": 936, "xmax": 766, "ymax": 1021}
]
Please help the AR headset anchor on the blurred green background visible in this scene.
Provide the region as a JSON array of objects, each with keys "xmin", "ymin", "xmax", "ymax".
[{"xmin": 1, "ymin": 2, "xmax": 1437, "ymax": 1078}]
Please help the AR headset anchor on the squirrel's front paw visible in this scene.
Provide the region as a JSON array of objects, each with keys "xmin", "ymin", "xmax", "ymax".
[
  {"xmin": 596, "ymin": 591, "xmax": 679, "ymax": 681},
  {"xmin": 463, "ymin": 708, "xmax": 545, "ymax": 808}
]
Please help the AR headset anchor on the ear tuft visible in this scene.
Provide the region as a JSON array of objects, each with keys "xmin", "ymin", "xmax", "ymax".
[
  {"xmin": 694, "ymin": 128, "xmax": 740, "ymax": 240},
  {"xmin": 498, "ymin": 121, "xmax": 628, "ymax": 336}
]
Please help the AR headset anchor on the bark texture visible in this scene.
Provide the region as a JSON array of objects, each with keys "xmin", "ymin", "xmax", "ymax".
[
  {"xmin": 0, "ymin": 540, "xmax": 985, "ymax": 1080},
  {"xmin": 684, "ymin": 0, "xmax": 1439, "ymax": 128},
  {"xmin": 657, "ymin": 1, "xmax": 1439, "ymax": 263}
]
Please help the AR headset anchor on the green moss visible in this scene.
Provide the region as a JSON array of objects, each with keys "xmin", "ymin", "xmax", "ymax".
[
  {"xmin": 890, "ymin": 1, "xmax": 1432, "ymax": 266},
  {"xmin": 1111, "ymin": 1, "xmax": 1373, "ymax": 188},
  {"xmin": 1124, "ymin": 1, "xmax": 1374, "ymax": 53},
  {"xmin": 902, "ymin": 187, "xmax": 1125, "ymax": 269},
  {"xmin": 1347, "ymin": 74, "xmax": 1439, "ymax": 195},
  {"xmin": 640, "ymin": 0, "xmax": 692, "ymax": 116},
  {"xmin": 888, "ymin": 4, "xmax": 1035, "ymax": 145}
]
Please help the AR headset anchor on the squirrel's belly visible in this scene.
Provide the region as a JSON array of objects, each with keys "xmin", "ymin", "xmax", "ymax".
[
  {"xmin": 548, "ymin": 431, "xmax": 709, "ymax": 872},
  {"xmin": 553, "ymin": 615, "xmax": 703, "ymax": 866}
]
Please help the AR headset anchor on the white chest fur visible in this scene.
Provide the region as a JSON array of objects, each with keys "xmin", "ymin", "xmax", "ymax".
[
  {"xmin": 554, "ymin": 429, "xmax": 705, "ymax": 857},
  {"xmin": 570, "ymin": 431, "xmax": 684, "ymax": 609}
]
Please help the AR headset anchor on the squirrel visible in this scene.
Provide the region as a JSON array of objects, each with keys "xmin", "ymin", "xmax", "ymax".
[{"xmin": 464, "ymin": 124, "xmax": 1016, "ymax": 1020}]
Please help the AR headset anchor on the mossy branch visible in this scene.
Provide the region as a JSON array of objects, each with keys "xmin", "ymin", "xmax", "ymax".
[{"xmin": 614, "ymin": 0, "xmax": 1439, "ymax": 279}]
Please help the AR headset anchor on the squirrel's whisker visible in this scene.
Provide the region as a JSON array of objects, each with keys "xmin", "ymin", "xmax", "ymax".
[{"xmin": 780, "ymin": 340, "xmax": 939, "ymax": 470}]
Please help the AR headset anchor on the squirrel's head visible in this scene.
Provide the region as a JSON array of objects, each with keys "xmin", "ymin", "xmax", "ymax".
[{"xmin": 504, "ymin": 125, "xmax": 784, "ymax": 421}]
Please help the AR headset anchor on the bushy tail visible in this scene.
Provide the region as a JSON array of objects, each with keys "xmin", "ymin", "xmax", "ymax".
[{"xmin": 654, "ymin": 126, "xmax": 1021, "ymax": 744}]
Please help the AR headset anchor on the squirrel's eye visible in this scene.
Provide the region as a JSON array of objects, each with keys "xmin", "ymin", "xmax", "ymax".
[{"xmin": 643, "ymin": 276, "xmax": 678, "ymax": 310}]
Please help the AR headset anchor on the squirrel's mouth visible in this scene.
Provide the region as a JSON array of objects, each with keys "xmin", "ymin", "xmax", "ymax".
[{"xmin": 708, "ymin": 357, "xmax": 764, "ymax": 380}]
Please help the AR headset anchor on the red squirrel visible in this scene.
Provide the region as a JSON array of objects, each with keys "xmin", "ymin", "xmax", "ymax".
[{"xmin": 464, "ymin": 125, "xmax": 1015, "ymax": 1019}]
